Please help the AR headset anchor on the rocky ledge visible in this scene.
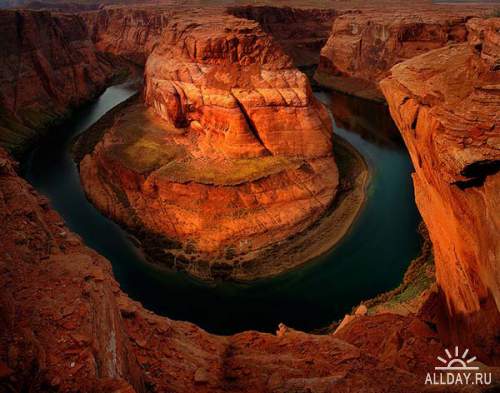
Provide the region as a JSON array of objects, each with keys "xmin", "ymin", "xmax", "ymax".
[
  {"xmin": 381, "ymin": 17, "xmax": 500, "ymax": 362},
  {"xmin": 77, "ymin": 11, "xmax": 341, "ymax": 280}
]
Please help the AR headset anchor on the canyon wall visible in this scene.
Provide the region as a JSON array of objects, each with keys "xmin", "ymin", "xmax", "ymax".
[
  {"xmin": 78, "ymin": 11, "xmax": 339, "ymax": 280},
  {"xmin": 0, "ymin": 148, "xmax": 145, "ymax": 392},
  {"xmin": 1, "ymin": 3, "xmax": 499, "ymax": 391},
  {"xmin": 82, "ymin": 7, "xmax": 172, "ymax": 65},
  {"xmin": 380, "ymin": 17, "xmax": 500, "ymax": 362},
  {"xmin": 0, "ymin": 9, "xmax": 110, "ymax": 155},
  {"xmin": 226, "ymin": 5, "xmax": 338, "ymax": 67},
  {"xmin": 315, "ymin": 10, "xmax": 481, "ymax": 101},
  {"xmin": 0, "ymin": 146, "xmax": 455, "ymax": 393},
  {"xmin": 82, "ymin": 4, "xmax": 339, "ymax": 69}
]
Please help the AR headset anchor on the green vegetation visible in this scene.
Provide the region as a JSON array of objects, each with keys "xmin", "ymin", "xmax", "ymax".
[
  {"xmin": 157, "ymin": 155, "xmax": 298, "ymax": 186},
  {"xmin": 363, "ymin": 223, "xmax": 435, "ymax": 314},
  {"xmin": 94, "ymin": 99, "xmax": 300, "ymax": 183},
  {"xmin": 116, "ymin": 139, "xmax": 184, "ymax": 174},
  {"xmin": 73, "ymin": 94, "xmax": 140, "ymax": 163},
  {"xmin": 106, "ymin": 103, "xmax": 187, "ymax": 174}
]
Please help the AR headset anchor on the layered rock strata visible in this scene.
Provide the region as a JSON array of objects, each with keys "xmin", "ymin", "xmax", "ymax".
[
  {"xmin": 380, "ymin": 17, "xmax": 500, "ymax": 362},
  {"xmin": 82, "ymin": 7, "xmax": 173, "ymax": 65},
  {"xmin": 1, "ymin": 3, "xmax": 499, "ymax": 392},
  {"xmin": 0, "ymin": 9, "xmax": 110, "ymax": 155},
  {"xmin": 226, "ymin": 5, "xmax": 339, "ymax": 67},
  {"xmin": 0, "ymin": 147, "xmax": 474, "ymax": 393},
  {"xmin": 78, "ymin": 12, "xmax": 339, "ymax": 280},
  {"xmin": 316, "ymin": 9, "xmax": 483, "ymax": 101},
  {"xmin": 322, "ymin": 90, "xmax": 402, "ymax": 147}
]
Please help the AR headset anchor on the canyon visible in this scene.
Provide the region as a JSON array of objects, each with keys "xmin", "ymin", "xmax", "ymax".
[
  {"xmin": 380, "ymin": 16, "xmax": 500, "ymax": 362},
  {"xmin": 82, "ymin": 7, "xmax": 171, "ymax": 65},
  {"xmin": 0, "ymin": 1, "xmax": 499, "ymax": 392},
  {"xmin": 315, "ymin": 7, "xmax": 493, "ymax": 101},
  {"xmin": 0, "ymin": 9, "xmax": 111, "ymax": 155},
  {"xmin": 226, "ymin": 5, "xmax": 338, "ymax": 68},
  {"xmin": 0, "ymin": 145, "xmax": 479, "ymax": 393},
  {"xmin": 76, "ymin": 9, "xmax": 341, "ymax": 280}
]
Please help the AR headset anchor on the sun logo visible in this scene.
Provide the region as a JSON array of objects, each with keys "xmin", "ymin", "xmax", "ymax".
[{"xmin": 435, "ymin": 347, "xmax": 479, "ymax": 371}]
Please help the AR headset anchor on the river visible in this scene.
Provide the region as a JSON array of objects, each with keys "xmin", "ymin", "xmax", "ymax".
[{"xmin": 22, "ymin": 82, "xmax": 421, "ymax": 335}]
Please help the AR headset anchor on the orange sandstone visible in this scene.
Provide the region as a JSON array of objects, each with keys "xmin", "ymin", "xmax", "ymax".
[
  {"xmin": 79, "ymin": 11, "xmax": 338, "ymax": 280},
  {"xmin": 380, "ymin": 17, "xmax": 500, "ymax": 362},
  {"xmin": 0, "ymin": 9, "xmax": 109, "ymax": 154},
  {"xmin": 316, "ymin": 9, "xmax": 482, "ymax": 101},
  {"xmin": 0, "ymin": 147, "xmax": 449, "ymax": 393}
]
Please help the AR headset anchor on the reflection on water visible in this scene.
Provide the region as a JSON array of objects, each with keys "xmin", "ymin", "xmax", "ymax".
[
  {"xmin": 23, "ymin": 83, "xmax": 421, "ymax": 335},
  {"xmin": 326, "ymin": 90, "xmax": 402, "ymax": 148}
]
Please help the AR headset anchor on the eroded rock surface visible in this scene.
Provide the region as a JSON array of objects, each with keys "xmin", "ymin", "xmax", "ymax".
[
  {"xmin": 82, "ymin": 7, "xmax": 173, "ymax": 65},
  {"xmin": 0, "ymin": 9, "xmax": 110, "ymax": 154},
  {"xmin": 380, "ymin": 17, "xmax": 500, "ymax": 362},
  {"xmin": 1, "ymin": 3, "xmax": 500, "ymax": 392},
  {"xmin": 227, "ymin": 5, "xmax": 339, "ymax": 67},
  {"xmin": 78, "ymin": 11, "xmax": 339, "ymax": 280},
  {"xmin": 316, "ymin": 8, "xmax": 487, "ymax": 101},
  {"xmin": 0, "ymin": 148, "xmax": 465, "ymax": 393}
]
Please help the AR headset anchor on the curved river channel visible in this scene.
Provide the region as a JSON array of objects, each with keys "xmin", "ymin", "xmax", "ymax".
[{"xmin": 22, "ymin": 82, "xmax": 421, "ymax": 335}]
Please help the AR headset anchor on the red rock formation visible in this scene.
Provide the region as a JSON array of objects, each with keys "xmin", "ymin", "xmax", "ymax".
[
  {"xmin": 334, "ymin": 313, "xmax": 445, "ymax": 376},
  {"xmin": 380, "ymin": 17, "xmax": 500, "ymax": 362},
  {"xmin": 0, "ymin": 148, "xmax": 455, "ymax": 393},
  {"xmin": 1, "ymin": 3, "xmax": 499, "ymax": 392},
  {"xmin": 82, "ymin": 7, "xmax": 173, "ymax": 65},
  {"xmin": 226, "ymin": 5, "xmax": 339, "ymax": 67},
  {"xmin": 144, "ymin": 14, "xmax": 333, "ymax": 158},
  {"xmin": 0, "ymin": 149, "xmax": 145, "ymax": 392},
  {"xmin": 79, "ymin": 11, "xmax": 339, "ymax": 280},
  {"xmin": 0, "ymin": 9, "xmax": 110, "ymax": 154},
  {"xmin": 315, "ymin": 9, "xmax": 482, "ymax": 101}
]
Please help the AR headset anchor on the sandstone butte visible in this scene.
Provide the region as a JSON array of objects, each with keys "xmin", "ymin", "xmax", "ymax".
[
  {"xmin": 0, "ymin": 9, "xmax": 110, "ymax": 155},
  {"xmin": 0, "ymin": 2, "xmax": 500, "ymax": 392},
  {"xmin": 78, "ymin": 9, "xmax": 339, "ymax": 280},
  {"xmin": 380, "ymin": 17, "xmax": 500, "ymax": 363},
  {"xmin": 315, "ymin": 7, "xmax": 493, "ymax": 101}
]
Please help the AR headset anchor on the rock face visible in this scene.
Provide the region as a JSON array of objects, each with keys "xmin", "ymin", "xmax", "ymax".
[
  {"xmin": 79, "ymin": 12, "xmax": 338, "ymax": 280},
  {"xmin": 82, "ymin": 7, "xmax": 173, "ymax": 65},
  {"xmin": 380, "ymin": 17, "xmax": 500, "ymax": 362},
  {"xmin": 316, "ymin": 10, "xmax": 479, "ymax": 101},
  {"xmin": 227, "ymin": 5, "xmax": 338, "ymax": 67},
  {"xmin": 0, "ymin": 148, "xmax": 459, "ymax": 393},
  {"xmin": 144, "ymin": 14, "xmax": 333, "ymax": 158},
  {"xmin": 0, "ymin": 149, "xmax": 145, "ymax": 392},
  {"xmin": 1, "ymin": 3, "xmax": 500, "ymax": 391},
  {"xmin": 0, "ymin": 9, "xmax": 110, "ymax": 155}
]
